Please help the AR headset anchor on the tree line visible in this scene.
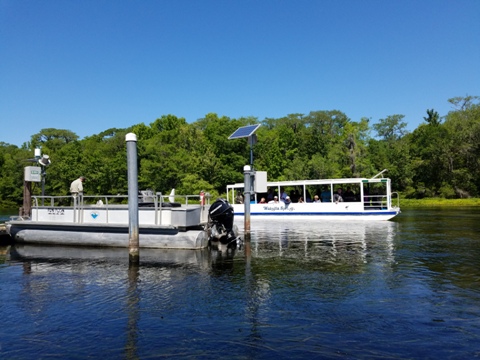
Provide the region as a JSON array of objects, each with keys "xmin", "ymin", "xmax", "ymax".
[{"xmin": 0, "ymin": 95, "xmax": 479, "ymax": 208}]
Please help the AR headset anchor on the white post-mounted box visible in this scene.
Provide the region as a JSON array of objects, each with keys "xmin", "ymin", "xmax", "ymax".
[
  {"xmin": 254, "ymin": 171, "xmax": 267, "ymax": 193},
  {"xmin": 25, "ymin": 166, "xmax": 42, "ymax": 182}
]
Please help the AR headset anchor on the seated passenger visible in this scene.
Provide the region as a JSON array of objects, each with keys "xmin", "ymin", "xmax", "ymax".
[
  {"xmin": 259, "ymin": 197, "xmax": 267, "ymax": 204},
  {"xmin": 284, "ymin": 196, "xmax": 291, "ymax": 204},
  {"xmin": 235, "ymin": 191, "xmax": 244, "ymax": 204},
  {"xmin": 290, "ymin": 190, "xmax": 300, "ymax": 202},
  {"xmin": 321, "ymin": 186, "xmax": 331, "ymax": 202},
  {"xmin": 266, "ymin": 189, "xmax": 274, "ymax": 202},
  {"xmin": 313, "ymin": 195, "xmax": 321, "ymax": 203},
  {"xmin": 291, "ymin": 190, "xmax": 300, "ymax": 203},
  {"xmin": 344, "ymin": 187, "xmax": 355, "ymax": 202},
  {"xmin": 268, "ymin": 196, "xmax": 280, "ymax": 204},
  {"xmin": 305, "ymin": 190, "xmax": 312, "ymax": 203},
  {"xmin": 298, "ymin": 196, "xmax": 305, "ymax": 203},
  {"xmin": 333, "ymin": 188, "xmax": 344, "ymax": 203}
]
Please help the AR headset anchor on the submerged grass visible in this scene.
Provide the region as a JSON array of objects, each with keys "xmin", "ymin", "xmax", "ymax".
[{"xmin": 400, "ymin": 198, "xmax": 480, "ymax": 208}]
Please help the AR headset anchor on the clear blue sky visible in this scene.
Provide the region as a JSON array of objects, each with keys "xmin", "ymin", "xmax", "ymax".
[{"xmin": 1, "ymin": 0, "xmax": 479, "ymax": 147}]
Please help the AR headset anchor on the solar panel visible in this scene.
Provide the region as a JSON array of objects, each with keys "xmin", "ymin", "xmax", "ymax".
[{"xmin": 228, "ymin": 124, "xmax": 261, "ymax": 140}]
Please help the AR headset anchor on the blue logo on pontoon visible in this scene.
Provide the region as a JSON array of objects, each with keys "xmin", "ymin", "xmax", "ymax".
[{"xmin": 91, "ymin": 212, "xmax": 99, "ymax": 219}]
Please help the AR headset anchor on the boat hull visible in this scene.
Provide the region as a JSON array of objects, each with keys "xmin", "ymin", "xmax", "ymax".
[
  {"xmin": 235, "ymin": 213, "xmax": 398, "ymax": 221},
  {"xmin": 7, "ymin": 221, "xmax": 207, "ymax": 249},
  {"xmin": 232, "ymin": 203, "xmax": 400, "ymax": 221}
]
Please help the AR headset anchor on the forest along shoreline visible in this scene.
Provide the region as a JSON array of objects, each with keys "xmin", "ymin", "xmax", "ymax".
[{"xmin": 0, "ymin": 96, "xmax": 479, "ymax": 211}]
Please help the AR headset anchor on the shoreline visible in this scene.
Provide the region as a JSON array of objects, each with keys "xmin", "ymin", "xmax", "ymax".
[{"xmin": 400, "ymin": 198, "xmax": 480, "ymax": 207}]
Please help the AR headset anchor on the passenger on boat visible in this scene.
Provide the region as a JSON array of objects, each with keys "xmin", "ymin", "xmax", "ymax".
[
  {"xmin": 290, "ymin": 189, "xmax": 300, "ymax": 203},
  {"xmin": 266, "ymin": 188, "xmax": 274, "ymax": 202},
  {"xmin": 284, "ymin": 196, "xmax": 291, "ymax": 205},
  {"xmin": 298, "ymin": 196, "xmax": 305, "ymax": 203},
  {"xmin": 333, "ymin": 188, "xmax": 344, "ymax": 203},
  {"xmin": 313, "ymin": 195, "xmax": 321, "ymax": 203},
  {"xmin": 70, "ymin": 176, "xmax": 85, "ymax": 198},
  {"xmin": 259, "ymin": 197, "xmax": 267, "ymax": 204},
  {"xmin": 343, "ymin": 187, "xmax": 355, "ymax": 202},
  {"xmin": 280, "ymin": 188, "xmax": 288, "ymax": 202},
  {"xmin": 268, "ymin": 196, "xmax": 280, "ymax": 204},
  {"xmin": 235, "ymin": 191, "xmax": 244, "ymax": 204},
  {"xmin": 305, "ymin": 190, "xmax": 312, "ymax": 202},
  {"xmin": 321, "ymin": 186, "xmax": 331, "ymax": 202}
]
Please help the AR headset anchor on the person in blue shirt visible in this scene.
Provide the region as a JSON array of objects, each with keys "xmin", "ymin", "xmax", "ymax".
[{"xmin": 321, "ymin": 186, "xmax": 331, "ymax": 202}]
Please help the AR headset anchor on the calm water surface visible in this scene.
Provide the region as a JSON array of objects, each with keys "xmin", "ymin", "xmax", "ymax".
[{"xmin": 1, "ymin": 209, "xmax": 479, "ymax": 359}]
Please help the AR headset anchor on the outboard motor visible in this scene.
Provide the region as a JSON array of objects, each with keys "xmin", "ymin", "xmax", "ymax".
[{"xmin": 207, "ymin": 198, "xmax": 240, "ymax": 246}]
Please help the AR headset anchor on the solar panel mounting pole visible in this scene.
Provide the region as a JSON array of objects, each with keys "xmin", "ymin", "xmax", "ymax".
[
  {"xmin": 228, "ymin": 124, "xmax": 261, "ymax": 240},
  {"xmin": 228, "ymin": 124, "xmax": 261, "ymax": 168},
  {"xmin": 249, "ymin": 134, "xmax": 257, "ymax": 166},
  {"xmin": 243, "ymin": 165, "xmax": 252, "ymax": 238}
]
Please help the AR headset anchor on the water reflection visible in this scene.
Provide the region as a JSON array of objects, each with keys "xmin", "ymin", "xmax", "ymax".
[
  {"xmin": 0, "ymin": 245, "xmax": 10, "ymax": 263},
  {"xmin": 394, "ymin": 208, "xmax": 480, "ymax": 292},
  {"xmin": 11, "ymin": 244, "xmax": 212, "ymax": 269},
  {"xmin": 209, "ymin": 241, "xmax": 240, "ymax": 273},
  {"xmin": 240, "ymin": 219, "xmax": 397, "ymax": 267},
  {"xmin": 126, "ymin": 263, "xmax": 140, "ymax": 360}
]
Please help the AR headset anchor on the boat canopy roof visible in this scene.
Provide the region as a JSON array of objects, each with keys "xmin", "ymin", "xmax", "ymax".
[{"xmin": 227, "ymin": 176, "xmax": 390, "ymax": 190}]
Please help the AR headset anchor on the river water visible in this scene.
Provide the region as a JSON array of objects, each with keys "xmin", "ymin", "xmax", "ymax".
[{"xmin": 1, "ymin": 208, "xmax": 479, "ymax": 359}]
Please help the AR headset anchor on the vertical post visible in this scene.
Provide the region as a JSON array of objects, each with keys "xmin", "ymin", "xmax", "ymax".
[
  {"xmin": 126, "ymin": 133, "xmax": 139, "ymax": 264},
  {"xmin": 243, "ymin": 165, "xmax": 251, "ymax": 239},
  {"xmin": 41, "ymin": 169, "xmax": 45, "ymax": 206},
  {"xmin": 249, "ymin": 134, "xmax": 256, "ymax": 166},
  {"xmin": 22, "ymin": 180, "xmax": 32, "ymax": 217}
]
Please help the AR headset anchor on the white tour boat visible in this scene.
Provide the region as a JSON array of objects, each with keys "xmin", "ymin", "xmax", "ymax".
[{"xmin": 226, "ymin": 170, "xmax": 400, "ymax": 221}]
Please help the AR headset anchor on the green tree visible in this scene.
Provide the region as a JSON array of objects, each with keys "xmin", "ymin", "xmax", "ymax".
[
  {"xmin": 194, "ymin": 113, "xmax": 254, "ymax": 191},
  {"xmin": 373, "ymin": 115, "xmax": 408, "ymax": 142},
  {"xmin": 424, "ymin": 109, "xmax": 441, "ymax": 126},
  {"xmin": 442, "ymin": 96, "xmax": 480, "ymax": 197},
  {"xmin": 29, "ymin": 128, "xmax": 79, "ymax": 152},
  {"xmin": 371, "ymin": 115, "xmax": 412, "ymax": 192},
  {"xmin": 0, "ymin": 144, "xmax": 30, "ymax": 207},
  {"xmin": 409, "ymin": 116, "xmax": 450, "ymax": 197}
]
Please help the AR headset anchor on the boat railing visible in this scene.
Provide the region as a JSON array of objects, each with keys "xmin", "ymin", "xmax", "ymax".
[
  {"xmin": 363, "ymin": 194, "xmax": 390, "ymax": 210},
  {"xmin": 31, "ymin": 193, "xmax": 211, "ymax": 207},
  {"xmin": 391, "ymin": 192, "xmax": 400, "ymax": 209},
  {"xmin": 30, "ymin": 192, "xmax": 211, "ymax": 224},
  {"xmin": 362, "ymin": 192, "xmax": 400, "ymax": 211}
]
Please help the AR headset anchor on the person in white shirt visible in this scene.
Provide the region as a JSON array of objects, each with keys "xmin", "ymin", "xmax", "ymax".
[
  {"xmin": 70, "ymin": 176, "xmax": 85, "ymax": 197},
  {"xmin": 268, "ymin": 196, "xmax": 280, "ymax": 204},
  {"xmin": 333, "ymin": 188, "xmax": 344, "ymax": 203}
]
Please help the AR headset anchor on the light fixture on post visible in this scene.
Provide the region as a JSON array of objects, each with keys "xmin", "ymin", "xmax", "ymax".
[{"xmin": 38, "ymin": 154, "xmax": 51, "ymax": 167}]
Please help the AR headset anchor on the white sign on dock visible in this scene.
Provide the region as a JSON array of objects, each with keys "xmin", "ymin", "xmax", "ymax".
[{"xmin": 25, "ymin": 166, "xmax": 42, "ymax": 182}]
